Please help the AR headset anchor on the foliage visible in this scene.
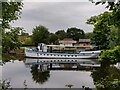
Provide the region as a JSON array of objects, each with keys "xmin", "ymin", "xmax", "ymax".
[
  {"xmin": 25, "ymin": 37, "xmax": 33, "ymax": 45},
  {"xmin": 65, "ymin": 84, "xmax": 74, "ymax": 88},
  {"xmin": 108, "ymin": 26, "xmax": 120, "ymax": 48},
  {"xmin": 1, "ymin": 1, "xmax": 23, "ymax": 29},
  {"xmin": 30, "ymin": 65, "xmax": 50, "ymax": 84},
  {"xmin": 92, "ymin": 66, "xmax": 120, "ymax": 90},
  {"xmin": 2, "ymin": 27, "xmax": 22, "ymax": 53},
  {"xmin": 0, "ymin": 26, "xmax": 2, "ymax": 46},
  {"xmin": 48, "ymin": 33, "xmax": 58, "ymax": 44},
  {"xmin": 55, "ymin": 30, "xmax": 67, "ymax": 40},
  {"xmin": 32, "ymin": 25, "xmax": 49, "ymax": 46},
  {"xmin": 0, "ymin": 80, "xmax": 11, "ymax": 89},
  {"xmin": 1, "ymin": 1, "xmax": 23, "ymax": 53},
  {"xmin": 99, "ymin": 46, "xmax": 120, "ymax": 64},
  {"xmin": 85, "ymin": 32, "xmax": 93, "ymax": 39},
  {"xmin": 88, "ymin": 0, "xmax": 120, "ymax": 49},
  {"xmin": 2, "ymin": 54, "xmax": 25, "ymax": 64},
  {"xmin": 94, "ymin": 0, "xmax": 120, "ymax": 28},
  {"xmin": 87, "ymin": 12, "xmax": 112, "ymax": 49},
  {"xmin": 66, "ymin": 27, "xmax": 85, "ymax": 41}
]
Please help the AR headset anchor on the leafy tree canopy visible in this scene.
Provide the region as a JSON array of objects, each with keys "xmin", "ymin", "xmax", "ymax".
[
  {"xmin": 55, "ymin": 30, "xmax": 67, "ymax": 40},
  {"xmin": 1, "ymin": 0, "xmax": 23, "ymax": 53},
  {"xmin": 87, "ymin": 12, "xmax": 115, "ymax": 49},
  {"xmin": 25, "ymin": 37, "xmax": 32, "ymax": 45},
  {"xmin": 66, "ymin": 27, "xmax": 85, "ymax": 41},
  {"xmin": 99, "ymin": 46, "xmax": 120, "ymax": 64},
  {"xmin": 108, "ymin": 26, "xmax": 120, "ymax": 48},
  {"xmin": 48, "ymin": 33, "xmax": 58, "ymax": 44},
  {"xmin": 85, "ymin": 32, "xmax": 93, "ymax": 39},
  {"xmin": 31, "ymin": 65, "xmax": 50, "ymax": 84},
  {"xmin": 2, "ymin": 27, "xmax": 22, "ymax": 53},
  {"xmin": 1, "ymin": 0, "xmax": 23, "ymax": 29},
  {"xmin": 89, "ymin": 0, "xmax": 120, "ymax": 28},
  {"xmin": 32, "ymin": 25, "xmax": 49, "ymax": 46}
]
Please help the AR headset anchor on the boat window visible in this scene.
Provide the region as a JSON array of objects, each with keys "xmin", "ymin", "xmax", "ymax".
[
  {"xmin": 44, "ymin": 54, "xmax": 45, "ymax": 55},
  {"xmin": 75, "ymin": 55, "xmax": 77, "ymax": 57},
  {"xmin": 47, "ymin": 54, "xmax": 49, "ymax": 56},
  {"xmin": 64, "ymin": 55, "xmax": 66, "ymax": 56},
  {"xmin": 40, "ymin": 54, "xmax": 42, "ymax": 55},
  {"xmin": 50, "ymin": 54, "xmax": 52, "ymax": 56},
  {"xmin": 71, "ymin": 55, "xmax": 73, "ymax": 57},
  {"xmin": 61, "ymin": 55, "xmax": 63, "ymax": 56}
]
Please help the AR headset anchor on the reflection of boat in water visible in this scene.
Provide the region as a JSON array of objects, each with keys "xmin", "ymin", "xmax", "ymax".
[
  {"xmin": 25, "ymin": 58, "xmax": 100, "ymax": 71},
  {"xmin": 25, "ymin": 58, "xmax": 98, "ymax": 64},
  {"xmin": 25, "ymin": 58, "xmax": 100, "ymax": 68}
]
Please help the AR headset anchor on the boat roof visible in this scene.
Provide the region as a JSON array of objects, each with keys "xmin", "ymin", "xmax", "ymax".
[{"xmin": 47, "ymin": 45, "xmax": 98, "ymax": 48}]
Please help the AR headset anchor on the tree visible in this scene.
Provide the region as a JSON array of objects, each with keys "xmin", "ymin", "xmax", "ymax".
[
  {"xmin": 94, "ymin": 0, "xmax": 120, "ymax": 28},
  {"xmin": 48, "ymin": 33, "xmax": 58, "ymax": 44},
  {"xmin": 66, "ymin": 27, "xmax": 85, "ymax": 41},
  {"xmin": 1, "ymin": 1, "xmax": 23, "ymax": 29},
  {"xmin": 2, "ymin": 27, "xmax": 22, "ymax": 53},
  {"xmin": 108, "ymin": 26, "xmax": 120, "ymax": 48},
  {"xmin": 85, "ymin": 32, "xmax": 93, "ymax": 39},
  {"xmin": 87, "ymin": 0, "xmax": 120, "ymax": 49},
  {"xmin": 25, "ymin": 37, "xmax": 33, "ymax": 45},
  {"xmin": 32, "ymin": 25, "xmax": 49, "ymax": 46},
  {"xmin": 30, "ymin": 65, "xmax": 50, "ymax": 84},
  {"xmin": 1, "ymin": 1, "xmax": 23, "ymax": 53},
  {"xmin": 91, "ymin": 65, "xmax": 120, "ymax": 90},
  {"xmin": 99, "ymin": 46, "xmax": 120, "ymax": 65},
  {"xmin": 87, "ymin": 12, "xmax": 112, "ymax": 49},
  {"xmin": 55, "ymin": 30, "xmax": 67, "ymax": 40}
]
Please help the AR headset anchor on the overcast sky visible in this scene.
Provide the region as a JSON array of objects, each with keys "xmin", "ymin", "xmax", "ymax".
[{"xmin": 11, "ymin": 0, "xmax": 107, "ymax": 35}]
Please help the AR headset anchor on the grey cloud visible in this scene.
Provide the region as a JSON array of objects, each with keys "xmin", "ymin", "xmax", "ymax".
[{"xmin": 11, "ymin": 2, "xmax": 107, "ymax": 34}]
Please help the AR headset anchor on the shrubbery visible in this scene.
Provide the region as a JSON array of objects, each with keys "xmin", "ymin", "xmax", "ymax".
[{"xmin": 99, "ymin": 46, "xmax": 120, "ymax": 64}]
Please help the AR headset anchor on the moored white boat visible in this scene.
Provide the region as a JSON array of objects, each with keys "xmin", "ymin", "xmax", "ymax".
[{"xmin": 25, "ymin": 47, "xmax": 101, "ymax": 59}]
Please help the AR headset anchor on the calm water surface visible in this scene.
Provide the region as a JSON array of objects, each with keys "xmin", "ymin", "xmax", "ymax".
[{"xmin": 1, "ymin": 58, "xmax": 99, "ymax": 88}]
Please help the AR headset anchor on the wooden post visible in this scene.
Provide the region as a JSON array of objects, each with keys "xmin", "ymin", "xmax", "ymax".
[{"xmin": 50, "ymin": 63, "xmax": 52, "ymax": 69}]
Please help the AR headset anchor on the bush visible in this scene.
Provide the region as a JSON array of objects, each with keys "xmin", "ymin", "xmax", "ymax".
[{"xmin": 99, "ymin": 46, "xmax": 120, "ymax": 64}]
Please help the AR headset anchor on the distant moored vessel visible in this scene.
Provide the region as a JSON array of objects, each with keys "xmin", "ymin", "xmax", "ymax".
[{"xmin": 25, "ymin": 43, "xmax": 101, "ymax": 59}]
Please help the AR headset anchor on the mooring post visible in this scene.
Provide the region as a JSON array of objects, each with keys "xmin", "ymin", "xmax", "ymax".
[{"xmin": 50, "ymin": 63, "xmax": 52, "ymax": 69}]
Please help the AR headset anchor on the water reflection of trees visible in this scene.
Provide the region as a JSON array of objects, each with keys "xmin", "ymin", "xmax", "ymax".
[
  {"xmin": 2, "ymin": 54, "xmax": 25, "ymax": 64},
  {"xmin": 30, "ymin": 64, "xmax": 50, "ymax": 84},
  {"xmin": 91, "ymin": 66, "xmax": 120, "ymax": 90}
]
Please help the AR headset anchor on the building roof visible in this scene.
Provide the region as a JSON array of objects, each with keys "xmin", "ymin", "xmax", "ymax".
[
  {"xmin": 62, "ymin": 38, "xmax": 74, "ymax": 41},
  {"xmin": 79, "ymin": 39, "xmax": 91, "ymax": 43},
  {"xmin": 59, "ymin": 38, "xmax": 77, "ymax": 44},
  {"xmin": 47, "ymin": 44, "xmax": 97, "ymax": 48}
]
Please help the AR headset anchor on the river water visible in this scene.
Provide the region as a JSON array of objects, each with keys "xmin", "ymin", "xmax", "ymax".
[{"xmin": 1, "ymin": 57, "xmax": 99, "ymax": 88}]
